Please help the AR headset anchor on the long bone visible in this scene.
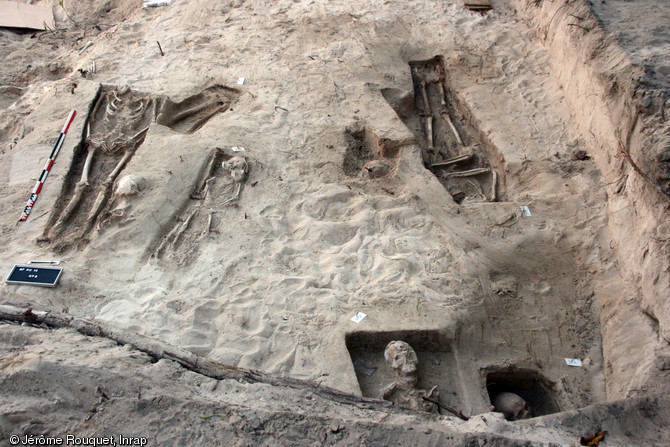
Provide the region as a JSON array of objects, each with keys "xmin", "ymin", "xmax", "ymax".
[
  {"xmin": 90, "ymin": 91, "xmax": 105, "ymax": 121},
  {"xmin": 154, "ymin": 208, "xmax": 197, "ymax": 257},
  {"xmin": 430, "ymin": 152, "xmax": 473, "ymax": 168},
  {"xmin": 444, "ymin": 167, "xmax": 490, "ymax": 178},
  {"xmin": 440, "ymin": 110, "xmax": 463, "ymax": 146},
  {"xmin": 154, "ymin": 219, "xmax": 181, "ymax": 258},
  {"xmin": 85, "ymin": 147, "xmax": 135, "ymax": 231},
  {"xmin": 424, "ymin": 115, "xmax": 434, "ymax": 150},
  {"xmin": 48, "ymin": 124, "xmax": 97, "ymax": 237},
  {"xmin": 432, "ymin": 80, "xmax": 463, "ymax": 145},
  {"xmin": 437, "ymin": 82, "xmax": 447, "ymax": 109},
  {"xmin": 85, "ymin": 127, "xmax": 148, "ymax": 231},
  {"xmin": 50, "ymin": 147, "xmax": 96, "ymax": 237},
  {"xmin": 419, "ymin": 79, "xmax": 431, "ymax": 116},
  {"xmin": 171, "ymin": 209, "xmax": 197, "ymax": 247}
]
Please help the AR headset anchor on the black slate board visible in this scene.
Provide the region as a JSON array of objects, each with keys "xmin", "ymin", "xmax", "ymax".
[{"xmin": 5, "ymin": 265, "xmax": 62, "ymax": 287}]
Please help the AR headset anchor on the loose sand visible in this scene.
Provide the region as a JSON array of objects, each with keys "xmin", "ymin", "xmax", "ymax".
[{"xmin": 1, "ymin": 0, "xmax": 668, "ymax": 445}]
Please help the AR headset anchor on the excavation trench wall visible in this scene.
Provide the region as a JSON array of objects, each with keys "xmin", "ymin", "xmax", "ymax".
[{"xmin": 509, "ymin": 0, "xmax": 670, "ymax": 398}]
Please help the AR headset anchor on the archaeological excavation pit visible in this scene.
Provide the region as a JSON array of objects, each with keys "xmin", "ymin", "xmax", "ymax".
[
  {"xmin": 384, "ymin": 56, "xmax": 506, "ymax": 203},
  {"xmin": 485, "ymin": 367, "xmax": 561, "ymax": 419},
  {"xmin": 342, "ymin": 125, "xmax": 399, "ymax": 178},
  {"xmin": 346, "ymin": 330, "xmax": 464, "ymax": 415},
  {"xmin": 39, "ymin": 84, "xmax": 240, "ymax": 252},
  {"xmin": 149, "ymin": 148, "xmax": 249, "ymax": 264},
  {"xmin": 2, "ymin": 0, "xmax": 669, "ymax": 443}
]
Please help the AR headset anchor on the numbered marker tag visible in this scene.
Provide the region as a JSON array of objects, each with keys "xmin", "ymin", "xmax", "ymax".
[
  {"xmin": 565, "ymin": 358, "xmax": 582, "ymax": 367},
  {"xmin": 5, "ymin": 264, "xmax": 62, "ymax": 287},
  {"xmin": 351, "ymin": 312, "xmax": 367, "ymax": 324}
]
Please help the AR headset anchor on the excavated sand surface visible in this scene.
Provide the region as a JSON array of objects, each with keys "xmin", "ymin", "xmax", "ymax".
[{"xmin": 0, "ymin": 0, "xmax": 668, "ymax": 444}]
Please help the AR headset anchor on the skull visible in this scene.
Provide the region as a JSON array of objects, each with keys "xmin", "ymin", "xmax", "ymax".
[
  {"xmin": 384, "ymin": 340, "xmax": 419, "ymax": 380},
  {"xmin": 114, "ymin": 175, "xmax": 146, "ymax": 197},
  {"xmin": 362, "ymin": 159, "xmax": 390, "ymax": 178},
  {"xmin": 222, "ymin": 156, "xmax": 248, "ymax": 183},
  {"xmin": 492, "ymin": 392, "xmax": 531, "ymax": 421}
]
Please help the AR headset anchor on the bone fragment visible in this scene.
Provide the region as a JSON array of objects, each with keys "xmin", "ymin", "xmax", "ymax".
[
  {"xmin": 78, "ymin": 41, "xmax": 92, "ymax": 55},
  {"xmin": 172, "ymin": 209, "xmax": 197, "ymax": 247},
  {"xmin": 437, "ymin": 82, "xmax": 447, "ymax": 109},
  {"xmin": 445, "ymin": 167, "xmax": 490, "ymax": 178},
  {"xmin": 80, "ymin": 147, "xmax": 96, "ymax": 185},
  {"xmin": 130, "ymin": 126, "xmax": 150, "ymax": 143},
  {"xmin": 424, "ymin": 116, "xmax": 434, "ymax": 150},
  {"xmin": 85, "ymin": 148, "xmax": 135, "ymax": 230},
  {"xmin": 467, "ymin": 178, "xmax": 484, "ymax": 196},
  {"xmin": 91, "ymin": 91, "xmax": 105, "ymax": 119},
  {"xmin": 430, "ymin": 152, "xmax": 473, "ymax": 168},
  {"xmin": 440, "ymin": 111, "xmax": 463, "ymax": 146},
  {"xmin": 420, "ymin": 79, "xmax": 431, "ymax": 115},
  {"xmin": 206, "ymin": 211, "xmax": 215, "ymax": 233},
  {"xmin": 155, "ymin": 219, "xmax": 181, "ymax": 257},
  {"xmin": 49, "ymin": 144, "xmax": 98, "ymax": 237},
  {"xmin": 490, "ymin": 170, "xmax": 497, "ymax": 202},
  {"xmin": 197, "ymin": 153, "xmax": 218, "ymax": 191}
]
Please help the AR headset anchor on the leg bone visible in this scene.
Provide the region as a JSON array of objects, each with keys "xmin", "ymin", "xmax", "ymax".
[
  {"xmin": 424, "ymin": 116, "xmax": 434, "ymax": 150},
  {"xmin": 85, "ymin": 148, "xmax": 135, "ymax": 231},
  {"xmin": 420, "ymin": 79, "xmax": 431, "ymax": 116}
]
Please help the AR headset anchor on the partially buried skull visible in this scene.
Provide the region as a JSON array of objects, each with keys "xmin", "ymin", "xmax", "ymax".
[
  {"xmin": 362, "ymin": 159, "xmax": 390, "ymax": 179},
  {"xmin": 385, "ymin": 340, "xmax": 419, "ymax": 384},
  {"xmin": 492, "ymin": 392, "xmax": 531, "ymax": 421},
  {"xmin": 381, "ymin": 340, "xmax": 438, "ymax": 412},
  {"xmin": 222, "ymin": 156, "xmax": 248, "ymax": 183},
  {"xmin": 114, "ymin": 175, "xmax": 146, "ymax": 197}
]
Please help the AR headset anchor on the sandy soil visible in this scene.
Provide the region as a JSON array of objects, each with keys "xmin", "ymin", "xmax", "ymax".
[{"xmin": 0, "ymin": 0, "xmax": 668, "ymax": 445}]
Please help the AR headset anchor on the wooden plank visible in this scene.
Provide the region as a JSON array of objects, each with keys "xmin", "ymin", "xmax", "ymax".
[{"xmin": 0, "ymin": 1, "xmax": 55, "ymax": 30}]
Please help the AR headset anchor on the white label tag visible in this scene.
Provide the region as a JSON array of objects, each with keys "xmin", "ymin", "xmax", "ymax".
[
  {"xmin": 351, "ymin": 312, "xmax": 367, "ymax": 323},
  {"xmin": 565, "ymin": 358, "xmax": 582, "ymax": 367}
]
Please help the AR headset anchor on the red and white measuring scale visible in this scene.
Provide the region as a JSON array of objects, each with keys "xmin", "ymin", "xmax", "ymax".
[{"xmin": 18, "ymin": 110, "xmax": 76, "ymax": 222}]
